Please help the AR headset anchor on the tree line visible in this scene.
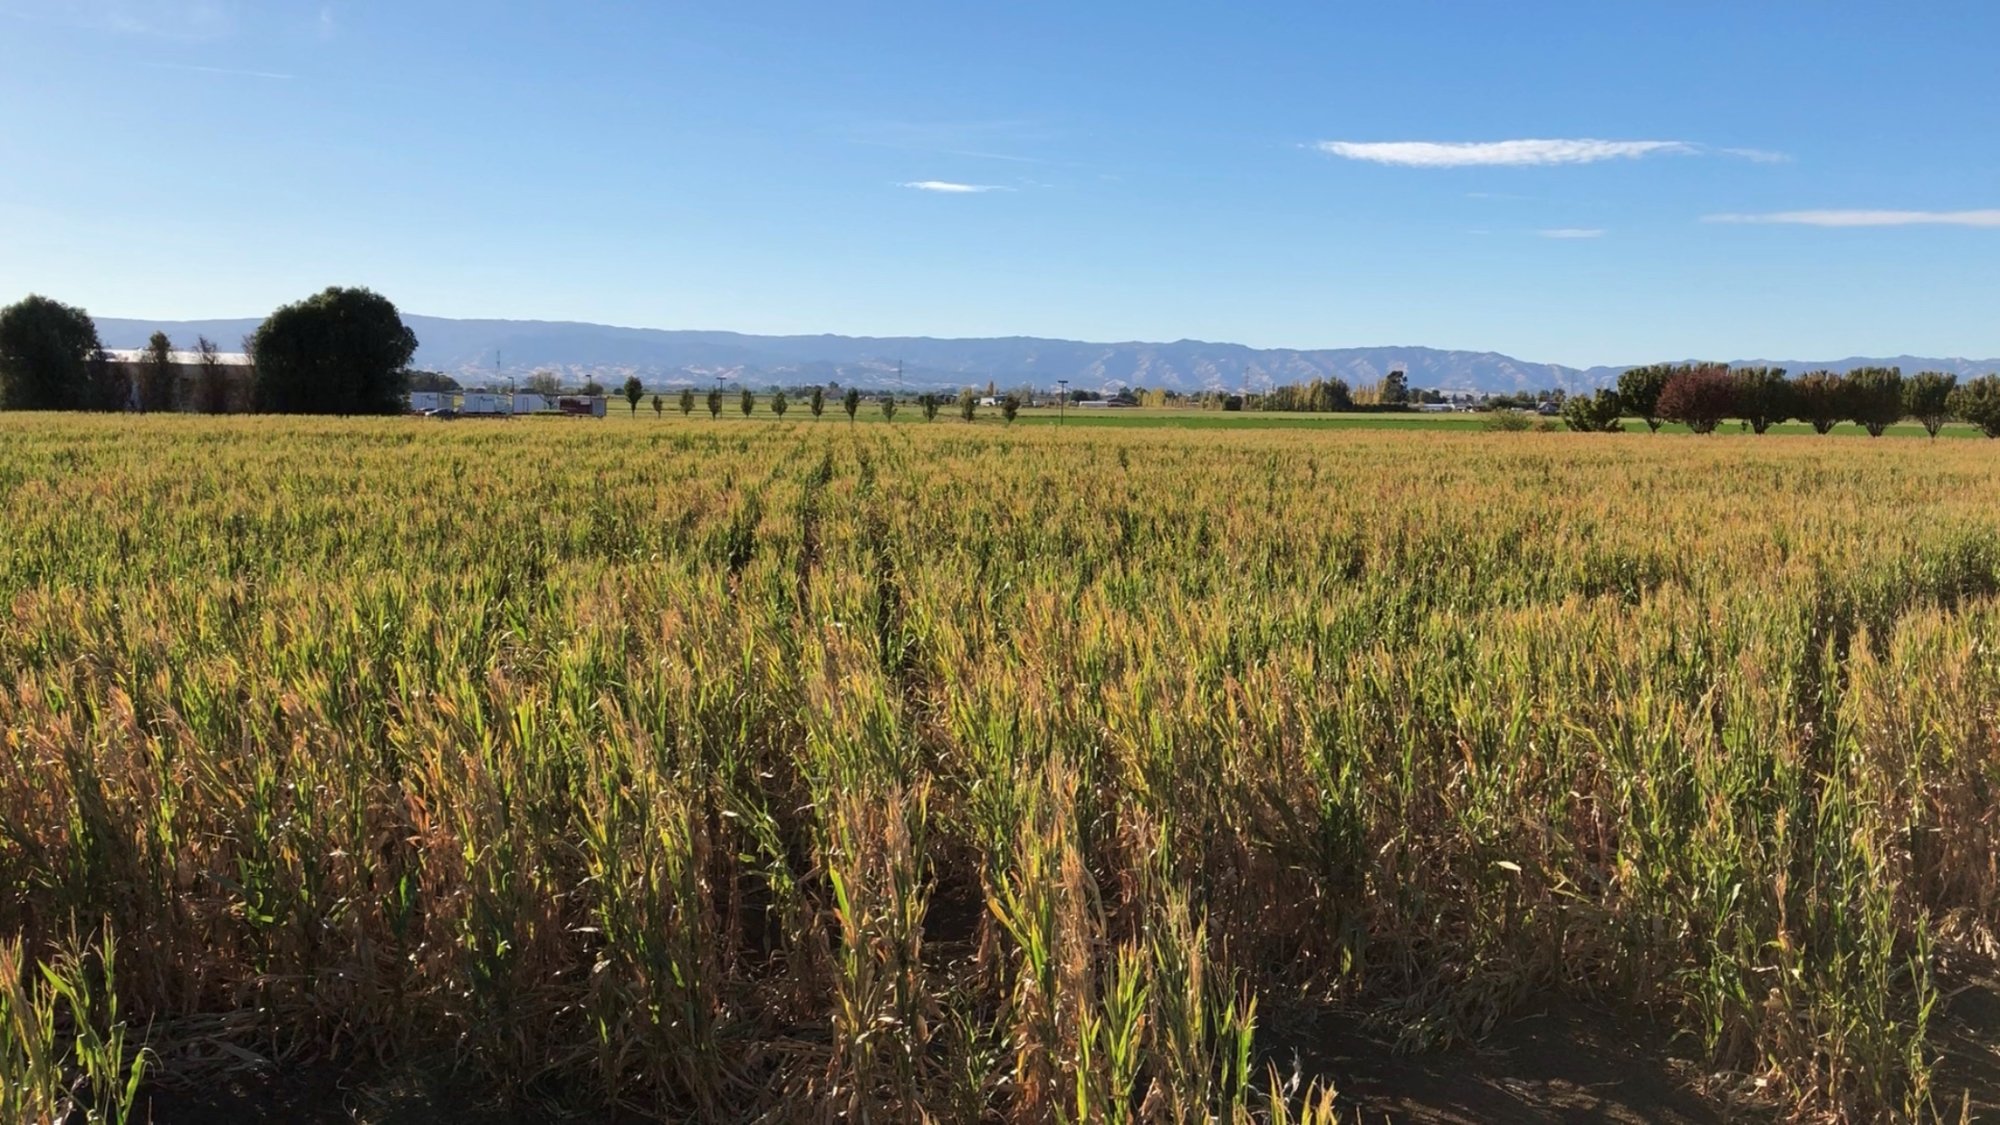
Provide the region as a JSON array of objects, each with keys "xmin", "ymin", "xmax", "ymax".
[
  {"xmin": 625, "ymin": 383, "xmax": 1027, "ymax": 424},
  {"xmin": 0, "ymin": 287, "xmax": 417, "ymax": 414},
  {"xmin": 1558, "ymin": 363, "xmax": 2000, "ymax": 437}
]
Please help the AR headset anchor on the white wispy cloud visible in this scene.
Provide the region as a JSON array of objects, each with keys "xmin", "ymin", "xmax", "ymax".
[
  {"xmin": 1, "ymin": 0, "xmax": 235, "ymax": 40},
  {"xmin": 1704, "ymin": 209, "xmax": 2000, "ymax": 228},
  {"xmin": 1720, "ymin": 146, "xmax": 1792, "ymax": 164},
  {"xmin": 900, "ymin": 181, "xmax": 1012, "ymax": 194},
  {"xmin": 1538, "ymin": 228, "xmax": 1605, "ymax": 239},
  {"xmin": 147, "ymin": 60, "xmax": 293, "ymax": 79},
  {"xmin": 1315, "ymin": 138, "xmax": 1695, "ymax": 167}
]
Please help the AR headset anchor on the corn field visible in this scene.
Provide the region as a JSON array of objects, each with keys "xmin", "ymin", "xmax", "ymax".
[{"xmin": 1, "ymin": 414, "xmax": 1996, "ymax": 1121}]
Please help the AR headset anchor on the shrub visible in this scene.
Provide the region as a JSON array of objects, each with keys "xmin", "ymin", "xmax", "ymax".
[{"xmin": 1560, "ymin": 388, "xmax": 1624, "ymax": 433}]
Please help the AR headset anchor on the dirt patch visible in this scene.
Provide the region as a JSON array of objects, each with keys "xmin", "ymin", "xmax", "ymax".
[
  {"xmin": 1264, "ymin": 1000, "xmax": 1761, "ymax": 1124},
  {"xmin": 1931, "ymin": 969, "xmax": 2000, "ymax": 1121}
]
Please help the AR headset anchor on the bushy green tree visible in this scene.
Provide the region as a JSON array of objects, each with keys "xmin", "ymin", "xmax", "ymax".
[
  {"xmin": 739, "ymin": 387, "xmax": 755, "ymax": 416},
  {"xmin": 772, "ymin": 389, "xmax": 788, "ymax": 417},
  {"xmin": 1842, "ymin": 367, "xmax": 1904, "ymax": 437},
  {"xmin": 1946, "ymin": 374, "xmax": 2000, "ymax": 438},
  {"xmin": 527, "ymin": 370, "xmax": 562, "ymax": 396},
  {"xmin": 842, "ymin": 387, "xmax": 860, "ymax": 421},
  {"xmin": 810, "ymin": 386, "xmax": 826, "ymax": 420},
  {"xmin": 958, "ymin": 388, "xmax": 978, "ymax": 421},
  {"xmin": 920, "ymin": 392, "xmax": 939, "ymax": 421},
  {"xmin": 1731, "ymin": 366, "xmax": 1791, "ymax": 434},
  {"xmin": 706, "ymin": 388, "xmax": 722, "ymax": 419},
  {"xmin": 580, "ymin": 378, "xmax": 607, "ymax": 397},
  {"xmin": 249, "ymin": 287, "xmax": 417, "ymax": 414},
  {"xmin": 1001, "ymin": 393, "xmax": 1021, "ymax": 424},
  {"xmin": 1560, "ymin": 388, "xmax": 1624, "ymax": 432},
  {"xmin": 1792, "ymin": 371, "xmax": 1846, "ymax": 434},
  {"xmin": 623, "ymin": 376, "xmax": 644, "ymax": 414},
  {"xmin": 880, "ymin": 395, "xmax": 897, "ymax": 421},
  {"xmin": 678, "ymin": 388, "xmax": 695, "ymax": 416},
  {"xmin": 1616, "ymin": 364, "xmax": 1674, "ymax": 432},
  {"xmin": 1902, "ymin": 371, "xmax": 1956, "ymax": 438},
  {"xmin": 651, "ymin": 393, "xmax": 663, "ymax": 417},
  {"xmin": 0, "ymin": 294, "xmax": 104, "ymax": 411}
]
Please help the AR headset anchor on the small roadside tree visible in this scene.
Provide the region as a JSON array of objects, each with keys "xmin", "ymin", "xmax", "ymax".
[
  {"xmin": 651, "ymin": 393, "xmax": 663, "ymax": 418},
  {"xmin": 1616, "ymin": 364, "xmax": 1674, "ymax": 433},
  {"xmin": 1843, "ymin": 367, "xmax": 1904, "ymax": 437},
  {"xmin": 1656, "ymin": 364, "xmax": 1735, "ymax": 433},
  {"xmin": 1001, "ymin": 393, "xmax": 1021, "ymax": 424},
  {"xmin": 0, "ymin": 294, "xmax": 104, "ymax": 410},
  {"xmin": 920, "ymin": 392, "xmax": 939, "ymax": 421},
  {"xmin": 1903, "ymin": 371, "xmax": 1957, "ymax": 438},
  {"xmin": 679, "ymin": 388, "xmax": 695, "ymax": 416},
  {"xmin": 958, "ymin": 388, "xmax": 978, "ymax": 421},
  {"xmin": 1560, "ymin": 388, "xmax": 1624, "ymax": 432},
  {"xmin": 772, "ymin": 390, "xmax": 789, "ymax": 418},
  {"xmin": 1946, "ymin": 374, "xmax": 2000, "ymax": 438},
  {"xmin": 740, "ymin": 388, "xmax": 755, "ymax": 416},
  {"xmin": 622, "ymin": 375, "xmax": 644, "ymax": 415},
  {"xmin": 1793, "ymin": 371, "xmax": 1846, "ymax": 434},
  {"xmin": 842, "ymin": 387, "xmax": 860, "ymax": 422},
  {"xmin": 196, "ymin": 335, "xmax": 230, "ymax": 414},
  {"xmin": 880, "ymin": 395, "xmax": 898, "ymax": 421},
  {"xmin": 809, "ymin": 386, "xmax": 826, "ymax": 420},
  {"xmin": 140, "ymin": 330, "xmax": 175, "ymax": 412},
  {"xmin": 706, "ymin": 388, "xmax": 723, "ymax": 419},
  {"xmin": 1731, "ymin": 366, "xmax": 1792, "ymax": 434}
]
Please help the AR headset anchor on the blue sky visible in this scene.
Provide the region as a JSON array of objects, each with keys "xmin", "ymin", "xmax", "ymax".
[{"xmin": 2, "ymin": 1, "xmax": 1996, "ymax": 365}]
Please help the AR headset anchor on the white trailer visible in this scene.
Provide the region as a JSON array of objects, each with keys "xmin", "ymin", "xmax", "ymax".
[
  {"xmin": 408, "ymin": 391, "xmax": 450, "ymax": 413},
  {"xmin": 511, "ymin": 393, "xmax": 552, "ymax": 414},
  {"xmin": 459, "ymin": 392, "xmax": 514, "ymax": 416}
]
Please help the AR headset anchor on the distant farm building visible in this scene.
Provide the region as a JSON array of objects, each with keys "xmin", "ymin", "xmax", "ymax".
[{"xmin": 101, "ymin": 348, "xmax": 255, "ymax": 413}]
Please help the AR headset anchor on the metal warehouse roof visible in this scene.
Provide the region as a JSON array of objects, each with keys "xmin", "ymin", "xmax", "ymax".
[{"xmin": 100, "ymin": 349, "xmax": 254, "ymax": 366}]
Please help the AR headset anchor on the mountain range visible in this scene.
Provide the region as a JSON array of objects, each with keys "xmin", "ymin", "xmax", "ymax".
[{"xmin": 92, "ymin": 315, "xmax": 2000, "ymax": 396}]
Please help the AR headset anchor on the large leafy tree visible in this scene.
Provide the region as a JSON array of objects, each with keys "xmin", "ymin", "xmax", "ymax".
[
  {"xmin": 1792, "ymin": 370, "xmax": 1846, "ymax": 433},
  {"xmin": 1947, "ymin": 375, "xmax": 2000, "ymax": 438},
  {"xmin": 249, "ymin": 287, "xmax": 417, "ymax": 414},
  {"xmin": 1842, "ymin": 367, "xmax": 1905, "ymax": 437},
  {"xmin": 1731, "ymin": 366, "xmax": 1791, "ymax": 434},
  {"xmin": 1655, "ymin": 364, "xmax": 1735, "ymax": 434},
  {"xmin": 1902, "ymin": 371, "xmax": 1957, "ymax": 438},
  {"xmin": 1616, "ymin": 364, "xmax": 1674, "ymax": 432},
  {"xmin": 0, "ymin": 294, "xmax": 104, "ymax": 410},
  {"xmin": 622, "ymin": 376, "xmax": 644, "ymax": 414}
]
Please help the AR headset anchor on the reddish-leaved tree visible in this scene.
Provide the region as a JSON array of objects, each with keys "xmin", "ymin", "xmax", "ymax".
[{"xmin": 1655, "ymin": 364, "xmax": 1737, "ymax": 434}]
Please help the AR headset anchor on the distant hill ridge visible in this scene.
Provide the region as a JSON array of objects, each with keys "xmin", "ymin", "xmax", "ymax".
[{"xmin": 92, "ymin": 314, "xmax": 2000, "ymax": 396}]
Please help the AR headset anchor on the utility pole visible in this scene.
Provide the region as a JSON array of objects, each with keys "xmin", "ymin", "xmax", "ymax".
[{"xmin": 1057, "ymin": 379, "xmax": 1068, "ymax": 427}]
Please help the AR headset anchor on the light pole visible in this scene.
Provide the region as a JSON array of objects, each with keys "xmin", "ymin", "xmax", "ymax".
[{"xmin": 1057, "ymin": 379, "xmax": 1068, "ymax": 427}]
